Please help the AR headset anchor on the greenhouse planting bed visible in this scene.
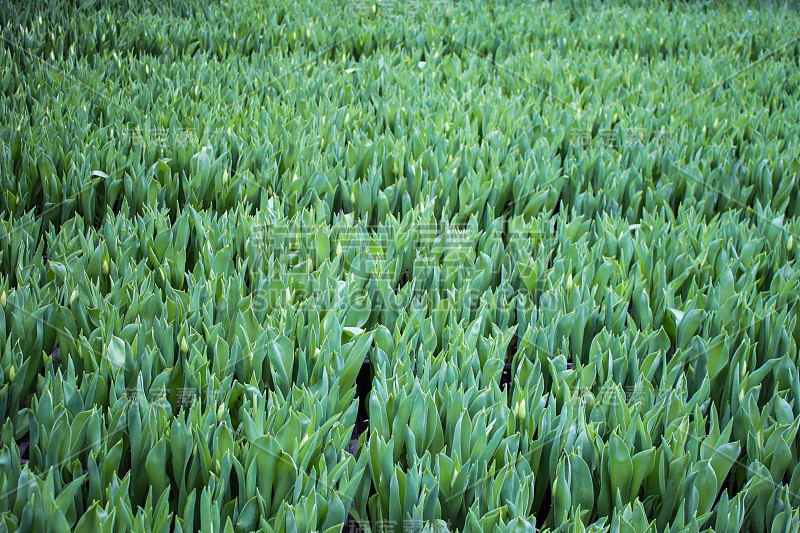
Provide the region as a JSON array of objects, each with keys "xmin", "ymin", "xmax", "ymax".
[{"xmin": 1, "ymin": 0, "xmax": 800, "ymax": 531}]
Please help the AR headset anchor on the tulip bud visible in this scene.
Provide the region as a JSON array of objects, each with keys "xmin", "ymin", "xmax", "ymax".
[
  {"xmin": 70, "ymin": 289, "xmax": 78, "ymax": 305},
  {"xmin": 181, "ymin": 336, "xmax": 189, "ymax": 353},
  {"xmin": 514, "ymin": 398, "xmax": 526, "ymax": 419},
  {"xmin": 8, "ymin": 365, "xmax": 15, "ymax": 381},
  {"xmin": 102, "ymin": 259, "xmax": 109, "ymax": 275},
  {"xmin": 0, "ymin": 290, "xmax": 5, "ymax": 309}
]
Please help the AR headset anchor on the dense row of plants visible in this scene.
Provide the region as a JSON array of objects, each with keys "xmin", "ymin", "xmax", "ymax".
[{"xmin": 1, "ymin": 0, "xmax": 799, "ymax": 531}]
